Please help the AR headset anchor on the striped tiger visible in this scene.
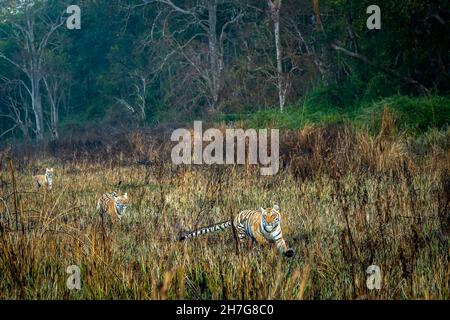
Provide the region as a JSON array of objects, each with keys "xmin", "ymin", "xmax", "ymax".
[
  {"xmin": 179, "ymin": 205, "xmax": 294, "ymax": 257},
  {"xmin": 96, "ymin": 183, "xmax": 130, "ymax": 224},
  {"xmin": 33, "ymin": 168, "xmax": 54, "ymax": 191}
]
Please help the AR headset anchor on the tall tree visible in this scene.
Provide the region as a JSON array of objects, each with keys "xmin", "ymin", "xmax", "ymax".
[
  {"xmin": 139, "ymin": 0, "xmax": 242, "ymax": 111},
  {"xmin": 0, "ymin": 78, "xmax": 32, "ymax": 140},
  {"xmin": 267, "ymin": 0, "xmax": 287, "ymax": 112},
  {"xmin": 43, "ymin": 57, "xmax": 68, "ymax": 140},
  {"xmin": 0, "ymin": 1, "xmax": 63, "ymax": 140}
]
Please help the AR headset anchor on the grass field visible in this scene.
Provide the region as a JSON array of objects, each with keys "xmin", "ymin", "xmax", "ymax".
[{"xmin": 0, "ymin": 118, "xmax": 449, "ymax": 299}]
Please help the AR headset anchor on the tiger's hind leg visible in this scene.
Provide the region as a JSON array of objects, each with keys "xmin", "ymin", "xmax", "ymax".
[
  {"xmin": 109, "ymin": 212, "xmax": 119, "ymax": 232},
  {"xmin": 108, "ymin": 213, "xmax": 115, "ymax": 233},
  {"xmin": 97, "ymin": 210, "xmax": 108, "ymax": 244},
  {"xmin": 236, "ymin": 225, "xmax": 253, "ymax": 255},
  {"xmin": 230, "ymin": 224, "xmax": 241, "ymax": 256},
  {"xmin": 99, "ymin": 211, "xmax": 107, "ymax": 233}
]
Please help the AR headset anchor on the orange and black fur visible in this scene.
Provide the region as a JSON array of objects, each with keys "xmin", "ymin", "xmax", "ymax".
[
  {"xmin": 33, "ymin": 168, "xmax": 54, "ymax": 191},
  {"xmin": 179, "ymin": 205, "xmax": 294, "ymax": 257},
  {"xmin": 97, "ymin": 182, "xmax": 130, "ymax": 225}
]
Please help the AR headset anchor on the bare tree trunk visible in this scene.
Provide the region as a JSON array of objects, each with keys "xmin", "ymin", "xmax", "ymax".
[
  {"xmin": 51, "ymin": 106, "xmax": 58, "ymax": 139},
  {"xmin": 268, "ymin": 0, "xmax": 287, "ymax": 112},
  {"xmin": 208, "ymin": 0, "xmax": 221, "ymax": 110},
  {"xmin": 138, "ymin": 76, "xmax": 147, "ymax": 121},
  {"xmin": 31, "ymin": 74, "xmax": 44, "ymax": 140},
  {"xmin": 147, "ymin": 0, "xmax": 240, "ymax": 112},
  {"xmin": 310, "ymin": 0, "xmax": 333, "ymax": 84},
  {"xmin": 43, "ymin": 76, "xmax": 60, "ymax": 140}
]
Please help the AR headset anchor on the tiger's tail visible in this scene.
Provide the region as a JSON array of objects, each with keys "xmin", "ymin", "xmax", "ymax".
[{"xmin": 179, "ymin": 220, "xmax": 232, "ymax": 241}]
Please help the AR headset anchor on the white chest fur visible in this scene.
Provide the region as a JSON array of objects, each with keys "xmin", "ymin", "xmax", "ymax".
[
  {"xmin": 260, "ymin": 219, "xmax": 281, "ymax": 242},
  {"xmin": 45, "ymin": 173, "xmax": 52, "ymax": 187}
]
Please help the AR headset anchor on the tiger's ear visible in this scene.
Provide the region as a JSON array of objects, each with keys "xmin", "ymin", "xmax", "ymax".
[
  {"xmin": 260, "ymin": 207, "xmax": 266, "ymax": 215},
  {"xmin": 273, "ymin": 204, "xmax": 280, "ymax": 211}
]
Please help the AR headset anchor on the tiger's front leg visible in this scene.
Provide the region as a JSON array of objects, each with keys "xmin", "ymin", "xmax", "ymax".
[
  {"xmin": 111, "ymin": 211, "xmax": 117, "ymax": 225},
  {"xmin": 254, "ymin": 232, "xmax": 269, "ymax": 246},
  {"xmin": 275, "ymin": 237, "xmax": 294, "ymax": 258}
]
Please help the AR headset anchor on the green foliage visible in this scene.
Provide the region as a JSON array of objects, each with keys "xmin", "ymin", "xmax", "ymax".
[
  {"xmin": 358, "ymin": 95, "xmax": 450, "ymax": 134},
  {"xmin": 0, "ymin": 0, "xmax": 449, "ymax": 142},
  {"xmin": 247, "ymin": 94, "xmax": 450, "ymax": 135}
]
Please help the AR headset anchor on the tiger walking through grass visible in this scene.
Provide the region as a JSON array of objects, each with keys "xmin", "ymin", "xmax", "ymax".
[
  {"xmin": 179, "ymin": 205, "xmax": 294, "ymax": 257},
  {"xmin": 97, "ymin": 181, "xmax": 130, "ymax": 226}
]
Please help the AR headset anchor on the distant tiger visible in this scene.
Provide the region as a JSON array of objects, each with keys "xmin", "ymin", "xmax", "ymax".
[
  {"xmin": 179, "ymin": 205, "xmax": 294, "ymax": 257},
  {"xmin": 97, "ymin": 183, "xmax": 130, "ymax": 224},
  {"xmin": 33, "ymin": 168, "xmax": 54, "ymax": 191}
]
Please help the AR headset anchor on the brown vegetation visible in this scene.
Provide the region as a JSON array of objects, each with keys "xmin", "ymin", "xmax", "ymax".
[{"xmin": 0, "ymin": 116, "xmax": 449, "ymax": 299}]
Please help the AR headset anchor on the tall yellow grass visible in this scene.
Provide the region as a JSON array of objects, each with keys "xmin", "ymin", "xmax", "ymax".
[{"xmin": 0, "ymin": 117, "xmax": 449, "ymax": 299}]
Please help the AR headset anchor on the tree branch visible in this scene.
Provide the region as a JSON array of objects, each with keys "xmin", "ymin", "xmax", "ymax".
[{"xmin": 330, "ymin": 43, "xmax": 430, "ymax": 95}]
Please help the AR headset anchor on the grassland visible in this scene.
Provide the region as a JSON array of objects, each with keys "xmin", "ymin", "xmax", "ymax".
[{"xmin": 0, "ymin": 116, "xmax": 449, "ymax": 299}]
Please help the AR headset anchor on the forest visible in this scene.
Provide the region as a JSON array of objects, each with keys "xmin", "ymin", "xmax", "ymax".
[
  {"xmin": 0, "ymin": 0, "xmax": 449, "ymax": 300},
  {"xmin": 0, "ymin": 0, "xmax": 448, "ymax": 142}
]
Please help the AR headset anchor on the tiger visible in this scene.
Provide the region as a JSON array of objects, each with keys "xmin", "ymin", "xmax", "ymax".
[
  {"xmin": 96, "ymin": 182, "xmax": 130, "ymax": 225},
  {"xmin": 179, "ymin": 205, "xmax": 294, "ymax": 257},
  {"xmin": 33, "ymin": 168, "xmax": 54, "ymax": 191}
]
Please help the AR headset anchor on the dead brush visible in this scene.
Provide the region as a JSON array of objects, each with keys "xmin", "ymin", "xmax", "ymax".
[
  {"xmin": 0, "ymin": 121, "xmax": 449, "ymax": 299},
  {"xmin": 356, "ymin": 131, "xmax": 412, "ymax": 176},
  {"xmin": 281, "ymin": 124, "xmax": 358, "ymax": 179},
  {"xmin": 356, "ymin": 108, "xmax": 413, "ymax": 177}
]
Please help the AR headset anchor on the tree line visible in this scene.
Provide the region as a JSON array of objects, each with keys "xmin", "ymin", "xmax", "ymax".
[{"xmin": 0, "ymin": 0, "xmax": 448, "ymax": 142}]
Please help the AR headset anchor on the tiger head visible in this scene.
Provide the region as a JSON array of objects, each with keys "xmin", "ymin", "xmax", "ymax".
[
  {"xmin": 260, "ymin": 204, "xmax": 281, "ymax": 233},
  {"xmin": 114, "ymin": 192, "xmax": 130, "ymax": 219},
  {"xmin": 45, "ymin": 168, "xmax": 54, "ymax": 178},
  {"xmin": 45, "ymin": 168, "xmax": 54, "ymax": 187}
]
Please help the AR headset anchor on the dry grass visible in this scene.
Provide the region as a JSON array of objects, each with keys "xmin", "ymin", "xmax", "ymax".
[{"xmin": 0, "ymin": 119, "xmax": 449, "ymax": 300}]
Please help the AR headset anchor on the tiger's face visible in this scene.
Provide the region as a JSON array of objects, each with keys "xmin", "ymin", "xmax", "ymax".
[
  {"xmin": 114, "ymin": 192, "xmax": 130, "ymax": 218},
  {"xmin": 45, "ymin": 168, "xmax": 54, "ymax": 178},
  {"xmin": 260, "ymin": 205, "xmax": 281, "ymax": 233}
]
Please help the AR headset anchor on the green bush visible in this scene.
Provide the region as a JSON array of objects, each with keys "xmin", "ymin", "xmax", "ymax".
[
  {"xmin": 245, "ymin": 94, "xmax": 450, "ymax": 135},
  {"xmin": 358, "ymin": 95, "xmax": 450, "ymax": 134}
]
